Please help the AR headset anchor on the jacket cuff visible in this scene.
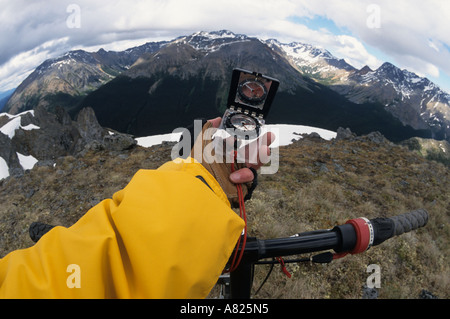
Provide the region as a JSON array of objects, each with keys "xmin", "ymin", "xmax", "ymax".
[{"xmin": 157, "ymin": 157, "xmax": 231, "ymax": 208}]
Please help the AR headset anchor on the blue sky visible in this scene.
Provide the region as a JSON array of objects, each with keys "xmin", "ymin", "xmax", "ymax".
[
  {"xmin": 288, "ymin": 15, "xmax": 352, "ymax": 37},
  {"xmin": 0, "ymin": 0, "xmax": 449, "ymax": 94}
]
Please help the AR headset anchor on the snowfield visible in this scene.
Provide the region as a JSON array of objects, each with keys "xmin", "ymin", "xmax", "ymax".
[
  {"xmin": 1, "ymin": 115, "xmax": 336, "ymax": 181},
  {"xmin": 265, "ymin": 124, "xmax": 336, "ymax": 146},
  {"xmin": 135, "ymin": 133, "xmax": 182, "ymax": 148},
  {"xmin": 135, "ymin": 124, "xmax": 337, "ymax": 148}
]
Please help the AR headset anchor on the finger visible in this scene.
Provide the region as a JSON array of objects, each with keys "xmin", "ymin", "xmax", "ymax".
[
  {"xmin": 238, "ymin": 131, "xmax": 276, "ymax": 167},
  {"xmin": 247, "ymin": 145, "xmax": 271, "ymax": 169},
  {"xmin": 229, "ymin": 168, "xmax": 255, "ymax": 184},
  {"xmin": 260, "ymin": 131, "xmax": 276, "ymax": 147},
  {"xmin": 207, "ymin": 117, "xmax": 222, "ymax": 128}
]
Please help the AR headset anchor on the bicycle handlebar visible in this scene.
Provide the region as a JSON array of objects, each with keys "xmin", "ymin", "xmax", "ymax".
[
  {"xmin": 228, "ymin": 209, "xmax": 428, "ymax": 299},
  {"xmin": 236, "ymin": 209, "xmax": 429, "ymax": 263}
]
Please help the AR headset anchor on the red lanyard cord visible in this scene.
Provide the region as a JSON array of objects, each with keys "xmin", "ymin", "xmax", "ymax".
[
  {"xmin": 226, "ymin": 150, "xmax": 248, "ymax": 273},
  {"xmin": 224, "ymin": 148, "xmax": 291, "ymax": 280}
]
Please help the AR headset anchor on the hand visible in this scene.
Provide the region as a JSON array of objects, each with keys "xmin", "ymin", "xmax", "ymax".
[{"xmin": 207, "ymin": 117, "xmax": 275, "ymax": 184}]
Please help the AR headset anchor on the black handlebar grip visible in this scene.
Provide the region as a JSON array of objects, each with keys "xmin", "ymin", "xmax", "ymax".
[
  {"xmin": 390, "ymin": 209, "xmax": 429, "ymax": 236},
  {"xmin": 370, "ymin": 217, "xmax": 395, "ymax": 246}
]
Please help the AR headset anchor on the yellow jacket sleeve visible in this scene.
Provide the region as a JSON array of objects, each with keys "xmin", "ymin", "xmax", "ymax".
[{"xmin": 0, "ymin": 158, "xmax": 245, "ymax": 298}]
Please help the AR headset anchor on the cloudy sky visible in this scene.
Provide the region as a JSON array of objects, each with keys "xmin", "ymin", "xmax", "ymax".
[{"xmin": 1, "ymin": 0, "xmax": 449, "ymax": 94}]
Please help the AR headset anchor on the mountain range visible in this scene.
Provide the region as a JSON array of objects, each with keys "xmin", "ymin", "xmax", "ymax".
[{"xmin": 2, "ymin": 30, "xmax": 450, "ymax": 142}]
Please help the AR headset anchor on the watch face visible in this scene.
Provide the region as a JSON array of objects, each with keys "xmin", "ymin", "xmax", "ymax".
[{"xmin": 237, "ymin": 79, "xmax": 268, "ymax": 106}]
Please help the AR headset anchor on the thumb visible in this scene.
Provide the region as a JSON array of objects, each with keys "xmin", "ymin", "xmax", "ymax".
[{"xmin": 229, "ymin": 168, "xmax": 255, "ymax": 184}]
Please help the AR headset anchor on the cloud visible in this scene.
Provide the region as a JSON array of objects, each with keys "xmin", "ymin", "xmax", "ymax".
[
  {"xmin": 334, "ymin": 35, "xmax": 382, "ymax": 69},
  {"xmin": 259, "ymin": 18, "xmax": 382, "ymax": 69},
  {"xmin": 0, "ymin": 0, "xmax": 449, "ymax": 92},
  {"xmin": 293, "ymin": 0, "xmax": 450, "ymax": 83},
  {"xmin": 0, "ymin": 37, "xmax": 72, "ymax": 90}
]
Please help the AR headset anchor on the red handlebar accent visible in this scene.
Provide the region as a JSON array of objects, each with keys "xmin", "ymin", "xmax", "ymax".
[
  {"xmin": 334, "ymin": 217, "xmax": 374, "ymax": 260},
  {"xmin": 346, "ymin": 218, "xmax": 373, "ymax": 254}
]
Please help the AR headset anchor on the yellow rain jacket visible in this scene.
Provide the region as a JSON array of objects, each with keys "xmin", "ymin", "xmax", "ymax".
[{"xmin": 0, "ymin": 158, "xmax": 245, "ymax": 298}]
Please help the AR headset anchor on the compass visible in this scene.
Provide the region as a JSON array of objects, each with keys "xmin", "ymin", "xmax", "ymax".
[
  {"xmin": 219, "ymin": 68, "xmax": 279, "ymax": 141},
  {"xmin": 237, "ymin": 78, "xmax": 268, "ymax": 106},
  {"xmin": 224, "ymin": 111, "xmax": 261, "ymax": 139}
]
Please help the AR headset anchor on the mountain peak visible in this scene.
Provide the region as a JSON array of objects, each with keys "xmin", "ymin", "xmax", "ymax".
[
  {"xmin": 377, "ymin": 62, "xmax": 401, "ymax": 74},
  {"xmin": 96, "ymin": 48, "xmax": 108, "ymax": 54},
  {"xmin": 176, "ymin": 30, "xmax": 250, "ymax": 52},
  {"xmin": 380, "ymin": 61, "xmax": 396, "ymax": 68},
  {"xmin": 359, "ymin": 65, "xmax": 373, "ymax": 75},
  {"xmin": 375, "ymin": 62, "xmax": 405, "ymax": 81}
]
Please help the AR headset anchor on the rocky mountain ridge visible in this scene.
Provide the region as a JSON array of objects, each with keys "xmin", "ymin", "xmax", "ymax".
[
  {"xmin": 125, "ymin": 30, "xmax": 309, "ymax": 92},
  {"xmin": 0, "ymin": 106, "xmax": 136, "ymax": 180},
  {"xmin": 336, "ymin": 62, "xmax": 450, "ymax": 136},
  {"xmin": 267, "ymin": 39, "xmax": 450, "ymax": 140},
  {"xmin": 4, "ymin": 42, "xmax": 168, "ymax": 115},
  {"xmin": 2, "ymin": 30, "xmax": 450, "ymax": 141},
  {"xmin": 266, "ymin": 39, "xmax": 357, "ymax": 84}
]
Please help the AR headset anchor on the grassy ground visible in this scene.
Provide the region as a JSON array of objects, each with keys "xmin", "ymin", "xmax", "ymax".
[
  {"xmin": 0, "ymin": 133, "xmax": 448, "ymax": 299},
  {"xmin": 244, "ymin": 134, "xmax": 449, "ymax": 299}
]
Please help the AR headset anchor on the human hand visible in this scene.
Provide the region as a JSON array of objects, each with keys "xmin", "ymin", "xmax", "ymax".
[{"xmin": 207, "ymin": 117, "xmax": 275, "ymax": 184}]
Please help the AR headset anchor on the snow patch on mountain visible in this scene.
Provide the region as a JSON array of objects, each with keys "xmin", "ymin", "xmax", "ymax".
[
  {"xmin": 17, "ymin": 152, "xmax": 38, "ymax": 170},
  {"xmin": 0, "ymin": 110, "xmax": 41, "ymax": 180},
  {"xmin": 0, "ymin": 157, "xmax": 9, "ymax": 180},
  {"xmin": 0, "ymin": 110, "xmax": 39, "ymax": 138},
  {"xmin": 177, "ymin": 30, "xmax": 250, "ymax": 53},
  {"xmin": 270, "ymin": 40, "xmax": 334, "ymax": 65},
  {"xmin": 265, "ymin": 38, "xmax": 356, "ymax": 84}
]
